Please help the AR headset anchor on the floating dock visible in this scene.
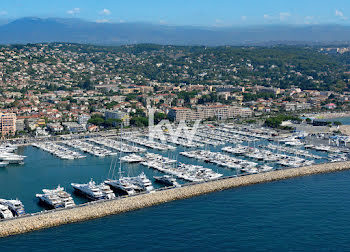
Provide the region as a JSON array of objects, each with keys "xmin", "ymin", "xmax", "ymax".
[{"xmin": 1, "ymin": 161, "xmax": 350, "ymax": 238}]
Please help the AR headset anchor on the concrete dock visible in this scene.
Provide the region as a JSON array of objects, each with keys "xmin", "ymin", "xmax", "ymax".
[{"xmin": 1, "ymin": 161, "xmax": 350, "ymax": 238}]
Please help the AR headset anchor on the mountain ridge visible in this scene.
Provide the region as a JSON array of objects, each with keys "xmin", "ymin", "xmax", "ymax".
[{"xmin": 1, "ymin": 17, "xmax": 350, "ymax": 46}]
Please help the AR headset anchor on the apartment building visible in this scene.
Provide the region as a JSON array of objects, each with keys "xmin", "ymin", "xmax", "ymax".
[
  {"xmin": 168, "ymin": 107, "xmax": 193, "ymax": 122},
  {"xmin": 168, "ymin": 105, "xmax": 252, "ymax": 122},
  {"xmin": 105, "ymin": 110, "xmax": 130, "ymax": 126},
  {"xmin": 0, "ymin": 113, "xmax": 16, "ymax": 136}
]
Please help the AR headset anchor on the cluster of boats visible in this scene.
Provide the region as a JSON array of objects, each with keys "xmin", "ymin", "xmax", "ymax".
[
  {"xmin": 32, "ymin": 142, "xmax": 85, "ymax": 160},
  {"xmin": 63, "ymin": 140, "xmax": 118, "ymax": 157},
  {"xmin": 222, "ymin": 145, "xmax": 315, "ymax": 168},
  {"xmin": 0, "ymin": 170, "xmax": 183, "ymax": 219},
  {"xmin": 151, "ymin": 133, "xmax": 204, "ymax": 148},
  {"xmin": 0, "ymin": 144, "xmax": 26, "ymax": 166},
  {"xmin": 123, "ymin": 136, "xmax": 176, "ymax": 151},
  {"xmin": 0, "ymin": 199, "xmax": 25, "ymax": 219},
  {"xmin": 36, "ymin": 173, "xmax": 155, "ymax": 208},
  {"xmin": 197, "ymin": 124, "xmax": 273, "ymax": 145},
  {"xmin": 262, "ymin": 144, "xmax": 322, "ymax": 159},
  {"xmin": 219, "ymin": 125, "xmax": 273, "ymax": 140},
  {"xmin": 88, "ymin": 138, "xmax": 146, "ymax": 153},
  {"xmin": 180, "ymin": 150, "xmax": 266, "ymax": 173},
  {"xmin": 305, "ymin": 144, "xmax": 343, "ymax": 153},
  {"xmin": 105, "ymin": 172, "xmax": 154, "ymax": 195},
  {"xmin": 165, "ymin": 131, "xmax": 221, "ymax": 146},
  {"xmin": 36, "ymin": 181, "xmax": 116, "ymax": 209},
  {"xmin": 141, "ymin": 153, "xmax": 223, "ymax": 181},
  {"xmin": 196, "ymin": 128, "xmax": 258, "ymax": 145}
]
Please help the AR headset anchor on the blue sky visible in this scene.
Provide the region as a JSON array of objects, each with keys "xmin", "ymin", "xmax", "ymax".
[{"xmin": 0, "ymin": 0, "xmax": 350, "ymax": 26}]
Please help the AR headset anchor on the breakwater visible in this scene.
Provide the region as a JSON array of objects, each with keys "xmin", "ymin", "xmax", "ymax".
[{"xmin": 1, "ymin": 161, "xmax": 350, "ymax": 238}]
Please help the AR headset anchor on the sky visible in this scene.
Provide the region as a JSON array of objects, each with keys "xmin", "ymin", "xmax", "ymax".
[{"xmin": 0, "ymin": 0, "xmax": 349, "ymax": 26}]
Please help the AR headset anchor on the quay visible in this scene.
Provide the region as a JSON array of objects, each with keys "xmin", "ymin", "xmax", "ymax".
[{"xmin": 1, "ymin": 161, "xmax": 350, "ymax": 238}]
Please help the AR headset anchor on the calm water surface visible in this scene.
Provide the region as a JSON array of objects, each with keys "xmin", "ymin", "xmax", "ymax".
[
  {"xmin": 1, "ymin": 171, "xmax": 350, "ymax": 251},
  {"xmin": 0, "ymin": 137, "xmax": 346, "ymax": 251}
]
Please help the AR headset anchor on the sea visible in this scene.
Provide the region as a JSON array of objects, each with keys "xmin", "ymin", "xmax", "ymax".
[
  {"xmin": 325, "ymin": 116, "xmax": 350, "ymax": 125},
  {"xmin": 0, "ymin": 121, "xmax": 349, "ymax": 251}
]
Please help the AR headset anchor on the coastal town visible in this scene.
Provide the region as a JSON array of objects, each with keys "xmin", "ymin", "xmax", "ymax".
[
  {"xmin": 0, "ymin": 43, "xmax": 349, "ymax": 138},
  {"xmin": 2, "ymin": 0, "xmax": 350, "ymax": 250},
  {"xmin": 1, "ymin": 42, "xmax": 350, "ymax": 237}
]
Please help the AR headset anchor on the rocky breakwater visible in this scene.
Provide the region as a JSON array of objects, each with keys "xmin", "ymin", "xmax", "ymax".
[{"xmin": 1, "ymin": 161, "xmax": 350, "ymax": 238}]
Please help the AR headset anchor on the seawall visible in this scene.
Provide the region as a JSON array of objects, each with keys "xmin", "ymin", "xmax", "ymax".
[{"xmin": 1, "ymin": 161, "xmax": 350, "ymax": 238}]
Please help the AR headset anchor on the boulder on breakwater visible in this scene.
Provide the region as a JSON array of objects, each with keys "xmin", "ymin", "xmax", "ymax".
[{"xmin": 1, "ymin": 161, "xmax": 350, "ymax": 238}]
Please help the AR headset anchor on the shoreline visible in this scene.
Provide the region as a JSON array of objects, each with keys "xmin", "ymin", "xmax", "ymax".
[{"xmin": 1, "ymin": 161, "xmax": 350, "ymax": 238}]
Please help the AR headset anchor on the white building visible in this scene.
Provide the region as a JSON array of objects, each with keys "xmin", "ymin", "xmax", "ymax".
[{"xmin": 105, "ymin": 110, "xmax": 130, "ymax": 126}]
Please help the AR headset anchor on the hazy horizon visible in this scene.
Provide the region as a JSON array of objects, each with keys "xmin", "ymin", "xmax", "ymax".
[{"xmin": 0, "ymin": 0, "xmax": 349, "ymax": 27}]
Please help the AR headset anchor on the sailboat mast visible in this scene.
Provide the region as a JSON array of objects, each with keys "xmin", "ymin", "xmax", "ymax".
[{"xmin": 119, "ymin": 122, "xmax": 123, "ymax": 178}]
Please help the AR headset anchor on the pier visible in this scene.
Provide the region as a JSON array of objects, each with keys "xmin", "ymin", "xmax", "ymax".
[{"xmin": 1, "ymin": 161, "xmax": 350, "ymax": 238}]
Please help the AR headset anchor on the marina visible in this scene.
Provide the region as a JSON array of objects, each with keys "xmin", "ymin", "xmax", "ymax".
[
  {"xmin": 122, "ymin": 136, "xmax": 177, "ymax": 151},
  {"xmin": 87, "ymin": 138, "xmax": 147, "ymax": 153},
  {"xmin": 63, "ymin": 140, "xmax": 118, "ymax": 157},
  {"xmin": 32, "ymin": 142, "xmax": 86, "ymax": 160},
  {"xmin": 1, "ymin": 122, "xmax": 350, "ymax": 229}
]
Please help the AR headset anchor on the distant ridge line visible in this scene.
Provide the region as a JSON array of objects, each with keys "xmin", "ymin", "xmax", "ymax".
[{"xmin": 0, "ymin": 18, "xmax": 350, "ymax": 45}]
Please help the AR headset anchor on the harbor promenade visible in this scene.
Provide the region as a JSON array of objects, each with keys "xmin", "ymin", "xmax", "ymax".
[{"xmin": 1, "ymin": 161, "xmax": 350, "ymax": 238}]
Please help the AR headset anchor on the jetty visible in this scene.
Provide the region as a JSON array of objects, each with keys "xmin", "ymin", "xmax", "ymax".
[{"xmin": 1, "ymin": 161, "xmax": 350, "ymax": 238}]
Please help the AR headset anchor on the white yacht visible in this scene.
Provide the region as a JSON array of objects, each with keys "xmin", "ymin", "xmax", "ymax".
[
  {"xmin": 36, "ymin": 191, "xmax": 64, "ymax": 209},
  {"xmin": 0, "ymin": 153, "xmax": 26, "ymax": 164},
  {"xmin": 105, "ymin": 178, "xmax": 136, "ymax": 196},
  {"xmin": 129, "ymin": 172, "xmax": 154, "ymax": 192},
  {"xmin": 71, "ymin": 180, "xmax": 113, "ymax": 200},
  {"xmin": 0, "ymin": 199, "xmax": 25, "ymax": 216},
  {"xmin": 42, "ymin": 185, "xmax": 75, "ymax": 208},
  {"xmin": 0, "ymin": 204, "xmax": 13, "ymax": 219},
  {"xmin": 154, "ymin": 175, "xmax": 181, "ymax": 187},
  {"xmin": 120, "ymin": 154, "xmax": 145, "ymax": 163},
  {"xmin": 96, "ymin": 183, "xmax": 116, "ymax": 199},
  {"xmin": 0, "ymin": 144, "xmax": 17, "ymax": 153}
]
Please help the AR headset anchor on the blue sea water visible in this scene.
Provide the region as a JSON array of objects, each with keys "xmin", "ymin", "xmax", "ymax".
[
  {"xmin": 1, "ymin": 170, "xmax": 350, "ymax": 251},
  {"xmin": 0, "ymin": 144, "xmax": 237, "ymax": 213},
  {"xmin": 325, "ymin": 116, "xmax": 350, "ymax": 125},
  {"xmin": 0, "ymin": 136, "xmax": 344, "ymax": 251}
]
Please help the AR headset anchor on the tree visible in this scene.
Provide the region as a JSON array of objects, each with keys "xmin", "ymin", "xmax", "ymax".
[
  {"xmin": 88, "ymin": 114, "xmax": 105, "ymax": 126},
  {"xmin": 130, "ymin": 117, "xmax": 148, "ymax": 127},
  {"xmin": 154, "ymin": 112, "xmax": 167, "ymax": 124},
  {"xmin": 264, "ymin": 114, "xmax": 300, "ymax": 128},
  {"xmin": 77, "ymin": 79, "xmax": 94, "ymax": 90}
]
